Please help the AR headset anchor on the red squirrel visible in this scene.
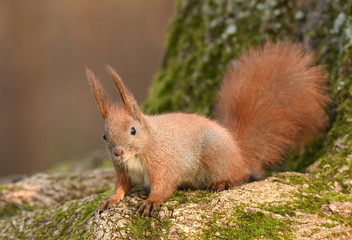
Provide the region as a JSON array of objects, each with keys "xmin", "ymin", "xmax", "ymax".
[{"xmin": 86, "ymin": 41, "xmax": 330, "ymax": 216}]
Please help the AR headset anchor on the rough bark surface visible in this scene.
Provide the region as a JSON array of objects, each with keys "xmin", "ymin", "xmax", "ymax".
[{"xmin": 1, "ymin": 0, "xmax": 352, "ymax": 239}]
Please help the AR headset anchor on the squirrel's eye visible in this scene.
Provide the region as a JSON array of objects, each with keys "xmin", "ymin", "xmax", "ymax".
[
  {"xmin": 130, "ymin": 127, "xmax": 136, "ymax": 135},
  {"xmin": 103, "ymin": 133, "xmax": 107, "ymax": 141}
]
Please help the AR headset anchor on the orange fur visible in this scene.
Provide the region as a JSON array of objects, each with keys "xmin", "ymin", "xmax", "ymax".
[
  {"xmin": 105, "ymin": 65, "xmax": 143, "ymax": 121},
  {"xmin": 86, "ymin": 41, "xmax": 330, "ymax": 216},
  {"xmin": 85, "ymin": 68, "xmax": 111, "ymax": 119},
  {"xmin": 216, "ymin": 41, "xmax": 330, "ymax": 177}
]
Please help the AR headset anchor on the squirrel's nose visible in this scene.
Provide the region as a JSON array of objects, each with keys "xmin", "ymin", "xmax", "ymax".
[{"xmin": 113, "ymin": 148, "xmax": 124, "ymax": 157}]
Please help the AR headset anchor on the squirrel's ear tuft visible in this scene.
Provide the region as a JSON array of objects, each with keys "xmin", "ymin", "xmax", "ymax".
[
  {"xmin": 86, "ymin": 67, "xmax": 111, "ymax": 119},
  {"xmin": 105, "ymin": 65, "xmax": 143, "ymax": 122}
]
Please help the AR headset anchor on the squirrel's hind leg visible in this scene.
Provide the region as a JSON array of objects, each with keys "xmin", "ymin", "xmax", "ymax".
[
  {"xmin": 207, "ymin": 179, "xmax": 247, "ymax": 192},
  {"xmin": 201, "ymin": 138, "xmax": 249, "ymax": 192},
  {"xmin": 208, "ymin": 181, "xmax": 232, "ymax": 192},
  {"xmin": 207, "ymin": 167, "xmax": 264, "ymax": 192}
]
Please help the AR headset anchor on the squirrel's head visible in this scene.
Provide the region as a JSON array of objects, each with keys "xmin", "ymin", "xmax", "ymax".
[{"xmin": 86, "ymin": 65, "xmax": 149, "ymax": 162}]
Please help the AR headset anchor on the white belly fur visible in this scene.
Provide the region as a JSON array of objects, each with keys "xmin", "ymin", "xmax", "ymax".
[{"xmin": 123, "ymin": 155, "xmax": 149, "ymax": 187}]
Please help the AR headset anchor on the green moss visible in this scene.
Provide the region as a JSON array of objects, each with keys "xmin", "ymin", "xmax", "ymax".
[
  {"xmin": 347, "ymin": 213, "xmax": 352, "ymax": 227},
  {"xmin": 16, "ymin": 191, "xmax": 113, "ymax": 239},
  {"xmin": 329, "ymin": 213, "xmax": 345, "ymax": 225},
  {"xmin": 281, "ymin": 135, "xmax": 328, "ymax": 173},
  {"xmin": 201, "ymin": 205, "xmax": 293, "ymax": 239},
  {"xmin": 311, "ymin": 148, "xmax": 352, "ymax": 195},
  {"xmin": 273, "ymin": 173, "xmax": 310, "ymax": 186},
  {"xmin": 142, "ymin": 0, "xmax": 302, "ymax": 116},
  {"xmin": 321, "ymin": 223, "xmax": 336, "ymax": 228},
  {"xmin": 311, "ymin": 228, "xmax": 321, "ymax": 235},
  {"xmin": 128, "ymin": 214, "xmax": 171, "ymax": 239},
  {"xmin": 321, "ymin": 191, "xmax": 352, "ymax": 203},
  {"xmin": 327, "ymin": 231, "xmax": 352, "ymax": 239},
  {"xmin": 71, "ymin": 191, "xmax": 112, "ymax": 238},
  {"xmin": 168, "ymin": 189, "xmax": 213, "ymax": 207},
  {"xmin": 94, "ymin": 188, "xmax": 109, "ymax": 195},
  {"xmin": 263, "ymin": 203, "xmax": 296, "ymax": 217},
  {"xmin": 291, "ymin": 194, "xmax": 328, "ymax": 214},
  {"xmin": 0, "ymin": 185, "xmax": 9, "ymax": 193},
  {"xmin": 0, "ymin": 203, "xmax": 36, "ymax": 220},
  {"xmin": 125, "ymin": 189, "xmax": 212, "ymax": 238},
  {"xmin": 0, "ymin": 203, "xmax": 21, "ymax": 219},
  {"xmin": 259, "ymin": 187, "xmax": 352, "ymax": 227},
  {"xmin": 259, "ymin": 169, "xmax": 352, "ymax": 227}
]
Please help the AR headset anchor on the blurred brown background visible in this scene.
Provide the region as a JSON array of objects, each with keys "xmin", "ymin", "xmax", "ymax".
[{"xmin": 0, "ymin": 0, "xmax": 174, "ymax": 176}]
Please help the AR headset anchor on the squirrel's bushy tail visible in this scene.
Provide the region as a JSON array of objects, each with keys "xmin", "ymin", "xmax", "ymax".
[{"xmin": 216, "ymin": 41, "xmax": 330, "ymax": 175}]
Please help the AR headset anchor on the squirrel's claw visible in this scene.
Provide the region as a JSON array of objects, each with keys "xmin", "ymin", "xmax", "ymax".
[
  {"xmin": 208, "ymin": 181, "xmax": 233, "ymax": 193},
  {"xmin": 137, "ymin": 200, "xmax": 159, "ymax": 217},
  {"xmin": 97, "ymin": 197, "xmax": 116, "ymax": 214}
]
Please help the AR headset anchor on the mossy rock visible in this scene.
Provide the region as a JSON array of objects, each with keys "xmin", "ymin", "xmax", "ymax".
[{"xmin": 1, "ymin": 175, "xmax": 351, "ymax": 239}]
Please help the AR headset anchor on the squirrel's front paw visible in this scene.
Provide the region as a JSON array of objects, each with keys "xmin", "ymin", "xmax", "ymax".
[
  {"xmin": 97, "ymin": 197, "xmax": 119, "ymax": 214},
  {"xmin": 137, "ymin": 199, "xmax": 160, "ymax": 216}
]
